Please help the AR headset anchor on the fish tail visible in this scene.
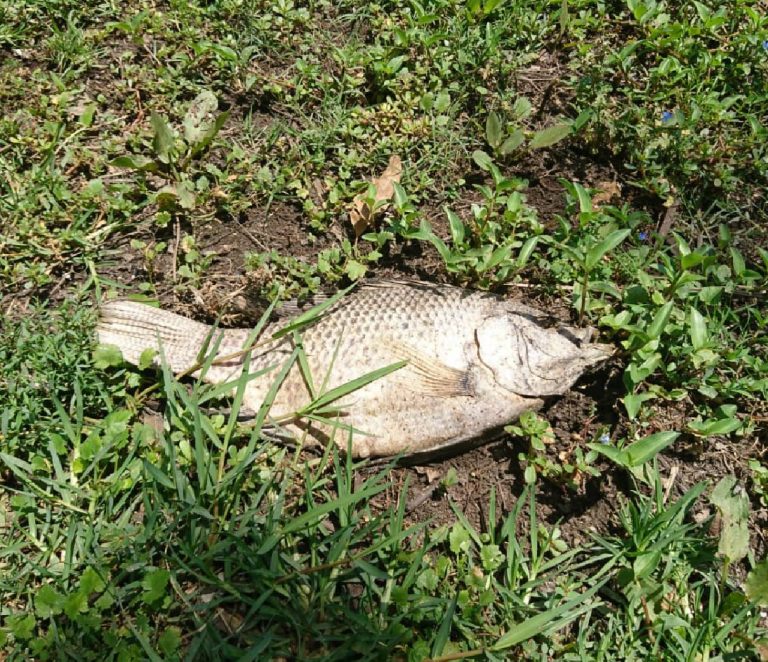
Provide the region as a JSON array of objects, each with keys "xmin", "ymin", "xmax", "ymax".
[{"xmin": 97, "ymin": 301, "xmax": 213, "ymax": 373}]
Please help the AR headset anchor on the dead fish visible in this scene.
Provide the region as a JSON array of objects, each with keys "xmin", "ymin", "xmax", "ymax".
[{"xmin": 97, "ymin": 280, "xmax": 612, "ymax": 458}]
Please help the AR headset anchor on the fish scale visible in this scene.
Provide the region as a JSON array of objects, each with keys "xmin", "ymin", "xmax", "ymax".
[{"xmin": 97, "ymin": 279, "xmax": 613, "ymax": 458}]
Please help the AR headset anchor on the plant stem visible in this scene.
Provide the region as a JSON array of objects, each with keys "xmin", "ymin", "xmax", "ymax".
[{"xmin": 579, "ymin": 268, "xmax": 589, "ymax": 326}]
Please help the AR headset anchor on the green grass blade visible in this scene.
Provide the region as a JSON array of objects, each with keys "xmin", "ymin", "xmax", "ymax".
[{"xmin": 493, "ymin": 581, "xmax": 604, "ymax": 650}]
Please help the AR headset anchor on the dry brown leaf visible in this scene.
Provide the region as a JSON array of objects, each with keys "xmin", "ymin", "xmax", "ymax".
[
  {"xmin": 350, "ymin": 155, "xmax": 402, "ymax": 238},
  {"xmin": 414, "ymin": 466, "xmax": 443, "ymax": 483},
  {"xmin": 592, "ymin": 180, "xmax": 622, "ymax": 207}
]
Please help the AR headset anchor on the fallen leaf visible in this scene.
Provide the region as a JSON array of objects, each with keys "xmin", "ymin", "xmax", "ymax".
[
  {"xmin": 310, "ymin": 177, "xmax": 326, "ymax": 204},
  {"xmin": 350, "ymin": 155, "xmax": 402, "ymax": 238},
  {"xmin": 592, "ymin": 180, "xmax": 622, "ymax": 207},
  {"xmin": 414, "ymin": 466, "xmax": 443, "ymax": 483}
]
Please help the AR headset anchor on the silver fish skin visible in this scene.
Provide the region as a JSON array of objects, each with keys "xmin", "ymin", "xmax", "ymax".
[{"xmin": 97, "ymin": 280, "xmax": 612, "ymax": 458}]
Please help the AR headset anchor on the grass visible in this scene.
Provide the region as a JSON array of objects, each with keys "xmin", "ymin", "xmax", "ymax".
[{"xmin": 2, "ymin": 0, "xmax": 768, "ymax": 658}]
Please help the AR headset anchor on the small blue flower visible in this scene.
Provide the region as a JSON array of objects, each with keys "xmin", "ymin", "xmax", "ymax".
[
  {"xmin": 599, "ymin": 433, "xmax": 610, "ymax": 445},
  {"xmin": 661, "ymin": 110, "xmax": 674, "ymax": 123},
  {"xmin": 638, "ymin": 231, "xmax": 648, "ymax": 241},
  {"xmin": 763, "ymin": 39, "xmax": 768, "ymax": 51}
]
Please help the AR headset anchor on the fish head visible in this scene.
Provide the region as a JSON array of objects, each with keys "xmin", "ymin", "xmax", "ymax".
[{"xmin": 475, "ymin": 313, "xmax": 613, "ymax": 397}]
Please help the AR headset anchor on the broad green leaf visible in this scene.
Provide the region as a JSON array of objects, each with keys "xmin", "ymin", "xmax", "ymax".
[
  {"xmin": 517, "ymin": 236, "xmax": 538, "ymax": 267},
  {"xmin": 499, "ymin": 129, "xmax": 525, "ymax": 155},
  {"xmin": 176, "ymin": 179, "xmax": 196, "ymax": 209},
  {"xmin": 673, "ymin": 233, "xmax": 692, "ymax": 256},
  {"xmin": 483, "ymin": 0, "xmax": 506, "ymax": 14},
  {"xmin": 472, "ymin": 149, "xmax": 493, "ymax": 171},
  {"xmin": 190, "ymin": 110, "xmax": 229, "ymax": 157},
  {"xmin": 142, "ymin": 568, "xmax": 171, "ymax": 605},
  {"xmin": 93, "ymin": 344, "xmax": 124, "ymax": 369},
  {"xmin": 585, "ymin": 229, "xmax": 631, "ymax": 270},
  {"xmin": 63, "ymin": 591, "xmax": 89, "ymax": 619},
  {"xmin": 688, "ymin": 306, "xmax": 708, "ymax": 350},
  {"xmin": 35, "ymin": 585, "xmax": 65, "ymax": 618},
  {"xmin": 486, "ymin": 111, "xmax": 503, "ymax": 148},
  {"xmin": 680, "ymin": 252, "xmax": 705, "ymax": 271},
  {"xmin": 622, "ymin": 391, "xmax": 655, "ymax": 419},
  {"xmin": 150, "ymin": 111, "xmax": 175, "ymax": 163},
  {"xmin": 624, "ymin": 431, "xmax": 679, "ymax": 466},
  {"xmin": 524, "ymin": 465, "xmax": 536, "ymax": 484},
  {"xmin": 434, "ymin": 90, "xmax": 451, "ymax": 113},
  {"xmin": 647, "ymin": 301, "xmax": 674, "ymax": 339},
  {"xmin": 404, "ymin": 220, "xmax": 431, "ymax": 245},
  {"xmin": 139, "ymin": 347, "xmax": 158, "ymax": 370},
  {"xmin": 421, "ymin": 224, "xmax": 451, "ymax": 261},
  {"xmin": 745, "ymin": 559, "xmax": 768, "ymax": 606},
  {"xmin": 387, "ymin": 54, "xmax": 406, "ymax": 72},
  {"xmin": 345, "ymin": 259, "xmax": 367, "ymax": 280},
  {"xmin": 486, "ymin": 244, "xmax": 511, "ymax": 270},
  {"xmin": 392, "ymin": 181, "xmax": 408, "ymax": 207},
  {"xmin": 449, "ymin": 522, "xmax": 471, "ymax": 554},
  {"xmin": 565, "ymin": 181, "xmax": 592, "ymax": 215},
  {"xmin": 512, "ymin": 96, "xmax": 532, "ymax": 119},
  {"xmin": 591, "ymin": 431, "xmax": 678, "ymax": 469},
  {"xmin": 80, "ymin": 567, "xmax": 106, "ymax": 595},
  {"xmin": 730, "ymin": 247, "xmax": 746, "ymax": 277},
  {"xmin": 110, "ymin": 155, "xmax": 157, "ymax": 171},
  {"xmin": 159, "ymin": 627, "xmax": 182, "ymax": 656},
  {"xmin": 557, "ymin": 242, "xmax": 586, "ymax": 265},
  {"xmin": 698, "ymin": 285, "xmax": 723, "ymax": 304},
  {"xmin": 688, "ymin": 416, "xmax": 741, "ymax": 436},
  {"xmin": 572, "ymin": 108, "xmax": 593, "ymax": 131},
  {"xmin": 480, "ymin": 543, "xmax": 504, "ymax": 571},
  {"xmin": 445, "ymin": 208, "xmax": 465, "ymax": 244},
  {"xmin": 466, "ymin": 0, "xmax": 482, "ymax": 15},
  {"xmin": 589, "ymin": 280, "xmax": 622, "ymax": 298},
  {"xmin": 8, "ymin": 614, "xmax": 35, "ymax": 641},
  {"xmin": 155, "ymin": 185, "xmax": 180, "ymax": 209},
  {"xmin": 529, "ymin": 122, "xmax": 571, "ymax": 149},
  {"xmin": 710, "ymin": 476, "xmax": 750, "ymax": 563},
  {"xmin": 78, "ymin": 103, "xmax": 96, "ymax": 127},
  {"xmin": 633, "ymin": 549, "xmax": 661, "ymax": 579},
  {"xmin": 587, "ymin": 441, "xmax": 626, "ymax": 465}
]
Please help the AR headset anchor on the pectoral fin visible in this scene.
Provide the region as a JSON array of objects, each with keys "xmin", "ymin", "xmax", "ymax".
[{"xmin": 383, "ymin": 340, "xmax": 474, "ymax": 397}]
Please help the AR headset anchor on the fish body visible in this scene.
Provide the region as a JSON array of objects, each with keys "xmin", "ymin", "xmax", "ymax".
[{"xmin": 97, "ymin": 280, "xmax": 612, "ymax": 458}]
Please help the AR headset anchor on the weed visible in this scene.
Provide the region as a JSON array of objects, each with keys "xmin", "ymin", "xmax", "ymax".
[
  {"xmin": 507, "ymin": 411, "xmax": 600, "ymax": 489},
  {"xmin": 417, "ymin": 157, "xmax": 544, "ymax": 288},
  {"xmin": 480, "ymin": 100, "xmax": 574, "ymax": 162},
  {"xmin": 112, "ymin": 90, "xmax": 229, "ymax": 216}
]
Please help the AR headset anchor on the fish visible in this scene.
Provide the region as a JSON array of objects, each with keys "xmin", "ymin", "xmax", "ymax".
[{"xmin": 96, "ymin": 279, "xmax": 612, "ymax": 459}]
